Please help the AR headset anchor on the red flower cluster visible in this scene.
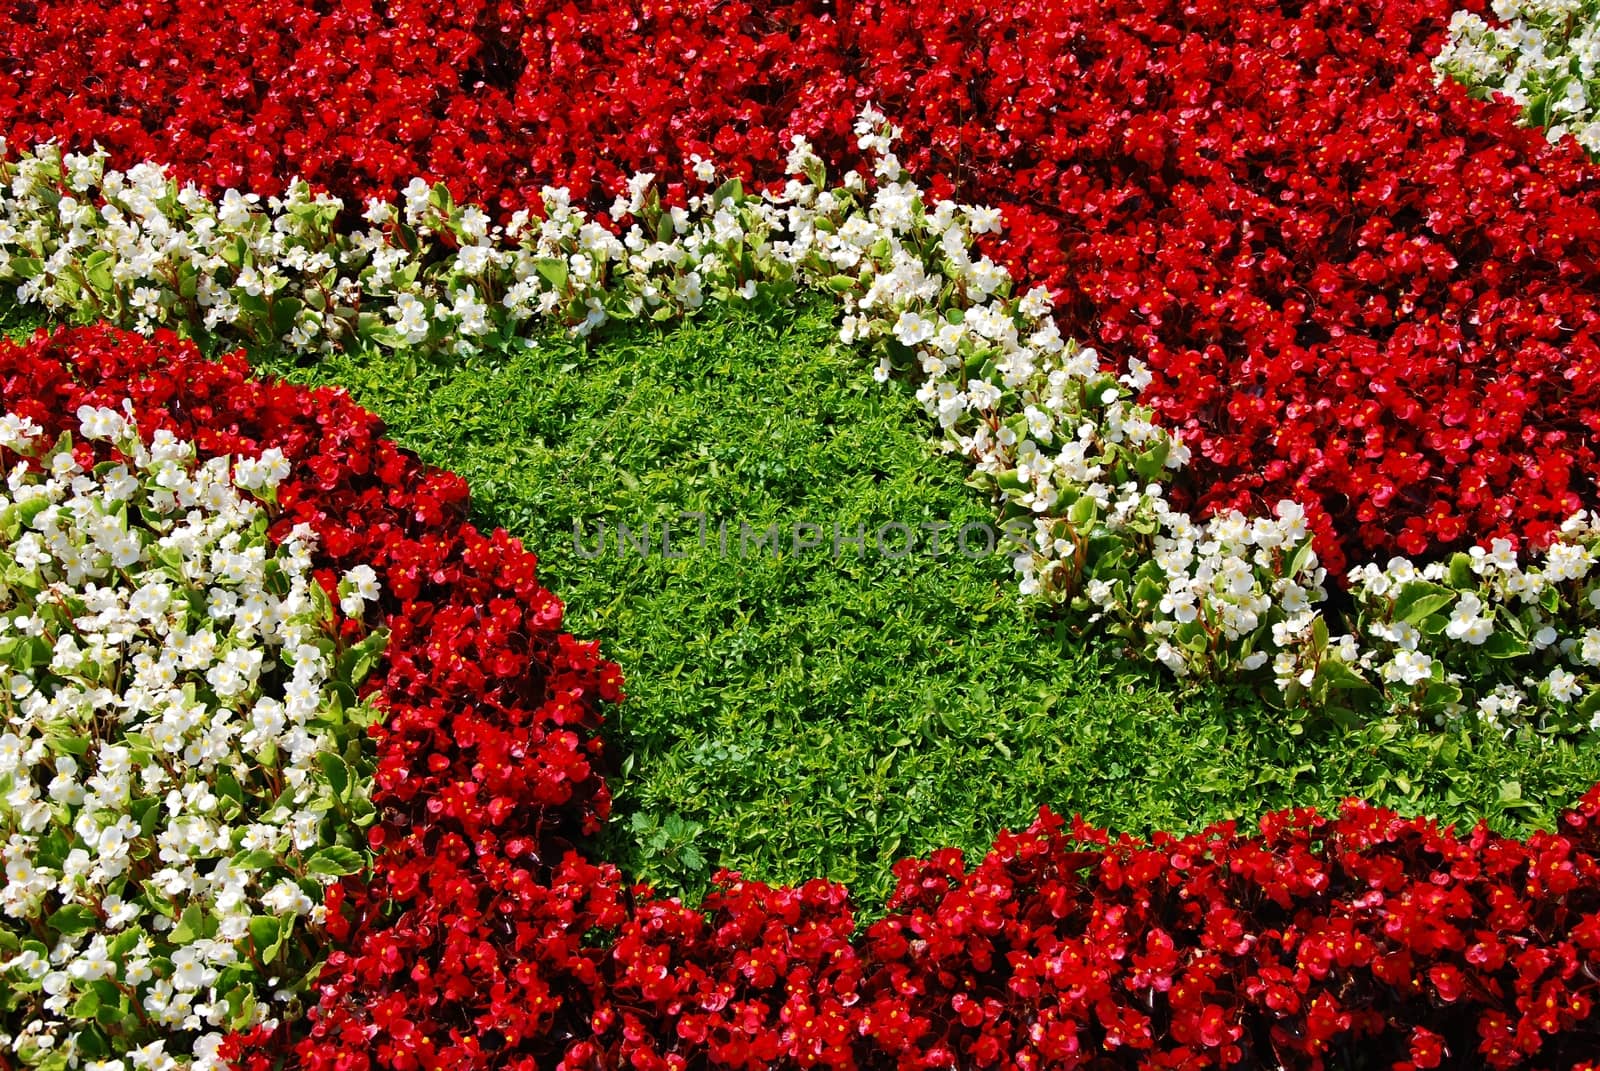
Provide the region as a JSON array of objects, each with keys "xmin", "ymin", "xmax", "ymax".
[
  {"xmin": 14, "ymin": 323, "xmax": 1600, "ymax": 1068},
  {"xmin": 285, "ymin": 791, "xmax": 1600, "ymax": 1071},
  {"xmin": 6, "ymin": 0, "xmax": 1600, "ymax": 569}
]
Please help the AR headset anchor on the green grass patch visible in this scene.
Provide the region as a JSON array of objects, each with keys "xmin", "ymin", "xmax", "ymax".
[{"xmin": 6, "ymin": 298, "xmax": 1600, "ymax": 909}]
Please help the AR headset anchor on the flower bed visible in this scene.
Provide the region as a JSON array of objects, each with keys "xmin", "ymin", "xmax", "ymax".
[
  {"xmin": 7, "ymin": 0, "xmax": 1600, "ymax": 1065},
  {"xmin": 8, "ymin": 123, "xmax": 1600, "ymax": 732},
  {"xmin": 6, "ymin": 0, "xmax": 1600, "ymax": 573},
  {"xmin": 4, "ymin": 326, "xmax": 1600, "ymax": 1068}
]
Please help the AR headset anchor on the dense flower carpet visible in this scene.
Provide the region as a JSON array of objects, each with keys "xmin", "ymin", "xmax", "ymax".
[{"xmin": 8, "ymin": 0, "xmax": 1600, "ymax": 1067}]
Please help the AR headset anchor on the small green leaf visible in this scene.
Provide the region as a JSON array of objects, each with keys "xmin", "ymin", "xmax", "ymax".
[
  {"xmin": 232, "ymin": 849, "xmax": 279, "ymax": 871},
  {"xmin": 71, "ymin": 987, "xmax": 100, "ymax": 1019},
  {"xmin": 45, "ymin": 904, "xmax": 97, "ymax": 936},
  {"xmin": 1482, "ymin": 630, "xmax": 1531, "ymax": 660},
  {"xmin": 319, "ymin": 752, "xmax": 351, "ymax": 801},
  {"xmin": 1319, "ymin": 660, "xmax": 1374, "ymax": 693},
  {"xmin": 170, "ymin": 903, "xmax": 206, "ymax": 944},
  {"xmin": 1392, "ymin": 582, "xmax": 1455, "ymax": 626},
  {"xmin": 534, "ymin": 257, "xmax": 568, "ymax": 291},
  {"xmin": 305, "ymin": 845, "xmax": 365, "ymax": 877}
]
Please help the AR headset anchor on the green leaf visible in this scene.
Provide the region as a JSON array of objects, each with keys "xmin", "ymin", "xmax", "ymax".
[
  {"xmin": 1287, "ymin": 539, "xmax": 1317, "ymax": 579},
  {"xmin": 108, "ymin": 928, "xmax": 143, "ymax": 961},
  {"xmin": 1482, "ymin": 630, "xmax": 1531, "ymax": 660},
  {"xmin": 319, "ymin": 752, "xmax": 351, "ymax": 802},
  {"xmin": 1132, "ymin": 439, "xmax": 1170, "ymax": 482},
  {"xmin": 1319, "ymin": 660, "xmax": 1374, "ymax": 693},
  {"xmin": 1392, "ymin": 582, "xmax": 1455, "ymax": 626},
  {"xmin": 141, "ymin": 883, "xmax": 177, "ymax": 920},
  {"xmin": 232, "ymin": 849, "xmax": 279, "ymax": 871},
  {"xmin": 170, "ymin": 903, "xmax": 206, "ymax": 944},
  {"xmin": 270, "ymin": 296, "xmax": 303, "ymax": 337},
  {"xmin": 45, "ymin": 904, "xmax": 97, "ymax": 936},
  {"xmin": 216, "ymin": 770, "xmax": 245, "ymax": 806},
  {"xmin": 534, "ymin": 257, "xmax": 568, "ymax": 291},
  {"xmin": 1527, "ymin": 92, "xmax": 1553, "ymax": 130},
  {"xmin": 71, "ymin": 987, "xmax": 100, "ymax": 1019},
  {"xmin": 337, "ymin": 627, "xmax": 389, "ymax": 688},
  {"xmin": 429, "ymin": 181, "xmax": 455, "ymax": 217},
  {"xmin": 249, "ymin": 914, "xmax": 289, "ymax": 964},
  {"xmin": 47, "ymin": 732, "xmax": 90, "ymax": 756},
  {"xmin": 83, "ymin": 250, "xmax": 115, "ymax": 293},
  {"xmin": 305, "ymin": 845, "xmax": 365, "ymax": 877}
]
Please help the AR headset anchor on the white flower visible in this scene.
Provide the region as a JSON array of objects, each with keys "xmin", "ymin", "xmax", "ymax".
[
  {"xmin": 892, "ymin": 310, "xmax": 935, "ymax": 346},
  {"xmin": 76, "ymin": 404, "xmax": 128, "ymax": 441},
  {"xmin": 966, "ymin": 205, "xmax": 1002, "ymax": 234},
  {"xmin": 402, "ymin": 177, "xmax": 432, "ymax": 221},
  {"xmin": 785, "ymin": 137, "xmax": 820, "ymax": 177},
  {"xmin": 1548, "ymin": 667, "xmax": 1582, "ymax": 703},
  {"xmin": 1445, "ymin": 593, "xmax": 1493, "ymax": 645},
  {"xmin": 389, "ymin": 292, "xmax": 430, "ymax": 344},
  {"xmin": 233, "ymin": 448, "xmax": 290, "ymax": 491},
  {"xmin": 1383, "ymin": 650, "xmax": 1435, "ymax": 687}
]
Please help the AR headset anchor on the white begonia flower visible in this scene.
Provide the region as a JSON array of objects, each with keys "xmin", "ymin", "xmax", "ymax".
[
  {"xmin": 1383, "ymin": 650, "xmax": 1435, "ymax": 687},
  {"xmin": 892, "ymin": 309, "xmax": 935, "ymax": 347},
  {"xmin": 402, "ymin": 177, "xmax": 432, "ymax": 221},
  {"xmin": 389, "ymin": 291, "xmax": 431, "ymax": 344},
  {"xmin": 966, "ymin": 205, "xmax": 1002, "ymax": 234},
  {"xmin": 1549, "ymin": 667, "xmax": 1582, "ymax": 703},
  {"xmin": 689, "ymin": 154, "xmax": 717, "ymax": 183},
  {"xmin": 1445, "ymin": 592, "xmax": 1494, "ymax": 645}
]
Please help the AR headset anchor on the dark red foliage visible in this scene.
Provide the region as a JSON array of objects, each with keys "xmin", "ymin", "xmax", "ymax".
[
  {"xmin": 7, "ymin": 0, "xmax": 1600, "ymax": 569},
  {"xmin": 14, "ymin": 325, "xmax": 1600, "ymax": 1069}
]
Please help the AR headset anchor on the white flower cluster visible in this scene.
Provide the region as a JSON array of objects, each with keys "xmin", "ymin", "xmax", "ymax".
[
  {"xmin": 1436, "ymin": 0, "xmax": 1600, "ymax": 156},
  {"xmin": 1343, "ymin": 516, "xmax": 1600, "ymax": 731},
  {"xmin": 2, "ymin": 118, "xmax": 1599, "ymax": 731},
  {"xmin": 0, "ymin": 408, "xmax": 382, "ymax": 1068},
  {"xmin": 0, "ymin": 139, "xmax": 732, "ymax": 354}
]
